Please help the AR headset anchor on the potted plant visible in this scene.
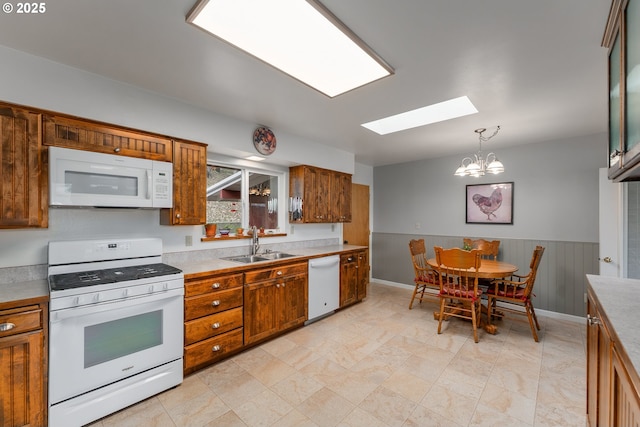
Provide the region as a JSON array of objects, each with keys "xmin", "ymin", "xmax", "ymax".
[{"xmin": 204, "ymin": 223, "xmax": 217, "ymax": 237}]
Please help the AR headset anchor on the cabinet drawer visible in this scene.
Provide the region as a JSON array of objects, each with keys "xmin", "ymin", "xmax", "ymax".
[
  {"xmin": 244, "ymin": 262, "xmax": 307, "ymax": 283},
  {"xmin": 185, "ymin": 307, "xmax": 243, "ymax": 345},
  {"xmin": 184, "ymin": 328, "xmax": 244, "ymax": 370},
  {"xmin": 0, "ymin": 305, "xmax": 42, "ymax": 338},
  {"xmin": 185, "ymin": 273, "xmax": 243, "ymax": 297},
  {"xmin": 185, "ymin": 287, "xmax": 243, "ymax": 321}
]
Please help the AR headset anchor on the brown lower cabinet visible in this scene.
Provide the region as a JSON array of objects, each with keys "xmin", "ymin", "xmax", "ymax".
[
  {"xmin": 587, "ymin": 289, "xmax": 640, "ymax": 426},
  {"xmin": 244, "ymin": 262, "xmax": 308, "ymax": 346},
  {"xmin": 183, "ymin": 253, "xmax": 369, "ymax": 375},
  {"xmin": 0, "ymin": 303, "xmax": 47, "ymax": 427},
  {"xmin": 183, "ymin": 272, "xmax": 244, "ymax": 375},
  {"xmin": 340, "ymin": 249, "xmax": 369, "ymax": 307}
]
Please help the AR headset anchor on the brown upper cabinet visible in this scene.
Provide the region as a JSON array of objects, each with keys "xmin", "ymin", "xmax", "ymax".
[
  {"xmin": 289, "ymin": 165, "xmax": 352, "ymax": 223},
  {"xmin": 43, "ymin": 114, "xmax": 172, "ymax": 162},
  {"xmin": 605, "ymin": 0, "xmax": 640, "ymax": 182},
  {"xmin": 0, "ymin": 103, "xmax": 48, "ymax": 228},
  {"xmin": 160, "ymin": 140, "xmax": 207, "ymax": 225}
]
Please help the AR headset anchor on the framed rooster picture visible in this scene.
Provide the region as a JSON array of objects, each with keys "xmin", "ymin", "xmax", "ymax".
[{"xmin": 466, "ymin": 182, "xmax": 514, "ymax": 224}]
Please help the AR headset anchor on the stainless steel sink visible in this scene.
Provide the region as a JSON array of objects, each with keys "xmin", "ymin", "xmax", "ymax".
[
  {"xmin": 260, "ymin": 252, "xmax": 297, "ymax": 260},
  {"xmin": 224, "ymin": 255, "xmax": 270, "ymax": 263}
]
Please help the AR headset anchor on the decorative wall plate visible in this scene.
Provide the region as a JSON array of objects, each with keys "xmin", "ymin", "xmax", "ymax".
[{"xmin": 253, "ymin": 126, "xmax": 277, "ymax": 155}]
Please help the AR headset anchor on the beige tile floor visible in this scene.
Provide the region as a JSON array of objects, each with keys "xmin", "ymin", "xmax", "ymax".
[{"xmin": 88, "ymin": 282, "xmax": 586, "ymax": 427}]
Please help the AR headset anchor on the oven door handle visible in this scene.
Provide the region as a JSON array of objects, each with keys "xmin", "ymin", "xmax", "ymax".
[{"xmin": 50, "ymin": 289, "xmax": 183, "ymax": 323}]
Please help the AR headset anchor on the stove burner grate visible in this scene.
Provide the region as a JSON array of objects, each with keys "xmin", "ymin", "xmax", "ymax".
[{"xmin": 49, "ymin": 263, "xmax": 182, "ymax": 291}]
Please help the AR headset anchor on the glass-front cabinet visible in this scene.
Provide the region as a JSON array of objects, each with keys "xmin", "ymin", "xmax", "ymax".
[{"xmin": 606, "ymin": 0, "xmax": 640, "ymax": 181}]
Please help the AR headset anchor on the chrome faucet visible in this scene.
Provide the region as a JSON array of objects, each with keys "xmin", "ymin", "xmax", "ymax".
[{"xmin": 251, "ymin": 226, "xmax": 260, "ymax": 255}]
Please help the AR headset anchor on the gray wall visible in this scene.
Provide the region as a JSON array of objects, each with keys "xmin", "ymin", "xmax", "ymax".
[{"xmin": 371, "ymin": 133, "xmax": 606, "ymax": 316}]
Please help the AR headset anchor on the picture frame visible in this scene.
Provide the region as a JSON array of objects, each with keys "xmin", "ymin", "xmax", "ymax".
[{"xmin": 465, "ymin": 182, "xmax": 514, "ymax": 224}]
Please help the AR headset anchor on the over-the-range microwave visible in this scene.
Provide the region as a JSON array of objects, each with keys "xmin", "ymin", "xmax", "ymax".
[{"xmin": 49, "ymin": 146, "xmax": 173, "ymax": 208}]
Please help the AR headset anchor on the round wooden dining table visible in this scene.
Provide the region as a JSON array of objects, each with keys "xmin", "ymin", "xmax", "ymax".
[
  {"xmin": 426, "ymin": 258, "xmax": 518, "ymax": 279},
  {"xmin": 426, "ymin": 258, "xmax": 518, "ymax": 334}
]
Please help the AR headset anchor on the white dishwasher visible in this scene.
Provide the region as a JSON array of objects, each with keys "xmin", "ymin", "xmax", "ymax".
[{"xmin": 307, "ymin": 255, "xmax": 340, "ymax": 323}]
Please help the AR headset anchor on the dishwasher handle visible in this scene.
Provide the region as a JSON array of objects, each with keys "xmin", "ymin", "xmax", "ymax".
[{"xmin": 309, "ymin": 255, "xmax": 340, "ymax": 269}]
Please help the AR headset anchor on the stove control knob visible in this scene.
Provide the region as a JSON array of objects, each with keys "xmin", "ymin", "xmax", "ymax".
[
  {"xmin": 122, "ymin": 289, "xmax": 129, "ymax": 297},
  {"xmin": 93, "ymin": 294, "xmax": 101, "ymax": 303},
  {"xmin": 148, "ymin": 285, "xmax": 155, "ymax": 293},
  {"xmin": 73, "ymin": 297, "xmax": 80, "ymax": 306}
]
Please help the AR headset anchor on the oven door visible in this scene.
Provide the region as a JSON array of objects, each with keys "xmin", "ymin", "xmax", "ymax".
[{"xmin": 49, "ymin": 288, "xmax": 183, "ymax": 404}]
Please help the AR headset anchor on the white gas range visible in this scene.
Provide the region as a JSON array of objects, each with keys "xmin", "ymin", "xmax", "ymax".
[{"xmin": 47, "ymin": 238, "xmax": 184, "ymax": 427}]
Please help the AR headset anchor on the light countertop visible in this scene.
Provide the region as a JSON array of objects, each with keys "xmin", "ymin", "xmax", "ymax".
[
  {"xmin": 172, "ymin": 244, "xmax": 367, "ymax": 278},
  {"xmin": 0, "ymin": 279, "xmax": 49, "ymax": 308},
  {"xmin": 0, "ymin": 245, "xmax": 368, "ymax": 305},
  {"xmin": 586, "ymin": 274, "xmax": 640, "ymax": 380}
]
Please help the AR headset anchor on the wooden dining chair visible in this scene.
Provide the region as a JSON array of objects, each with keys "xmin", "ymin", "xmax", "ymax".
[
  {"xmin": 408, "ymin": 239, "xmax": 439, "ymax": 309},
  {"xmin": 486, "ymin": 246, "xmax": 545, "ymax": 342},
  {"xmin": 433, "ymin": 246, "xmax": 483, "ymax": 343},
  {"xmin": 463, "ymin": 238, "xmax": 500, "ymax": 260}
]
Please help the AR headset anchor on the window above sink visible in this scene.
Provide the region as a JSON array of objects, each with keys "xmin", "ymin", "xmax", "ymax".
[{"xmin": 204, "ymin": 159, "xmax": 286, "ymax": 239}]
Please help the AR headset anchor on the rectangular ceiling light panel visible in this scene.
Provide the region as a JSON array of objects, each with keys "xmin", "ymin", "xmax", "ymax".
[
  {"xmin": 361, "ymin": 96, "xmax": 479, "ymax": 135},
  {"xmin": 187, "ymin": 0, "xmax": 393, "ymax": 97}
]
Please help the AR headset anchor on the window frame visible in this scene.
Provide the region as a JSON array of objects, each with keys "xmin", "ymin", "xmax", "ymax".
[{"xmin": 206, "ymin": 156, "xmax": 287, "ymax": 232}]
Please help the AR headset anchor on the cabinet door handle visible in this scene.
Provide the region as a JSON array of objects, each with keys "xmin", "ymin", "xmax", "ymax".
[
  {"xmin": 176, "ymin": 213, "xmax": 181, "ymax": 218},
  {"xmin": 0, "ymin": 323, "xmax": 15, "ymax": 332},
  {"xmin": 211, "ymin": 300, "xmax": 221, "ymax": 307},
  {"xmin": 212, "ymin": 345, "xmax": 221, "ymax": 352},
  {"xmin": 281, "ymin": 283, "xmax": 286, "ymax": 288},
  {"xmin": 211, "ymin": 322, "xmax": 221, "ymax": 329},
  {"xmin": 587, "ymin": 314, "xmax": 600, "ymax": 326},
  {"xmin": 114, "ymin": 147, "xmax": 121, "ymax": 153},
  {"xmin": 276, "ymin": 284, "xmax": 280, "ymax": 288},
  {"xmin": 276, "ymin": 270, "xmax": 283, "ymax": 276},
  {"xmin": 211, "ymin": 282, "xmax": 221, "ymax": 289}
]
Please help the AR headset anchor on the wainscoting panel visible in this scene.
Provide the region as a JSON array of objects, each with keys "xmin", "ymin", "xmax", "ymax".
[{"xmin": 372, "ymin": 232, "xmax": 598, "ymax": 317}]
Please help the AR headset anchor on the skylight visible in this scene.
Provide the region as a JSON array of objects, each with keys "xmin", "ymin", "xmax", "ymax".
[
  {"xmin": 361, "ymin": 96, "xmax": 479, "ymax": 135},
  {"xmin": 187, "ymin": 0, "xmax": 394, "ymax": 98}
]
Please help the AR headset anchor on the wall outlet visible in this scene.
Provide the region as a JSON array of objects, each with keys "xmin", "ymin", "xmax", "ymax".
[
  {"xmin": 415, "ymin": 222, "xmax": 421, "ymax": 229},
  {"xmin": 185, "ymin": 235, "xmax": 193, "ymax": 247}
]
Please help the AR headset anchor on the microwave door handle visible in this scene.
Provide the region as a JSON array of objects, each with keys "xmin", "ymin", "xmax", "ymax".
[{"xmin": 146, "ymin": 170, "xmax": 152, "ymax": 200}]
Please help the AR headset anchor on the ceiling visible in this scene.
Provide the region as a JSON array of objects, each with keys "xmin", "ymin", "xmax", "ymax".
[{"xmin": 0, "ymin": 0, "xmax": 611, "ymax": 166}]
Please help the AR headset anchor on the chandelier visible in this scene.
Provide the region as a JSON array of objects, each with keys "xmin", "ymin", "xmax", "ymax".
[
  {"xmin": 454, "ymin": 126, "xmax": 504, "ymax": 177},
  {"xmin": 249, "ymin": 183, "xmax": 270, "ymax": 196}
]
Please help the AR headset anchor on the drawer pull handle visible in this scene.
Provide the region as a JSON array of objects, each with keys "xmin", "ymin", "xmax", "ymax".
[
  {"xmin": 212, "ymin": 282, "xmax": 221, "ymax": 289},
  {"xmin": 212, "ymin": 345, "xmax": 221, "ymax": 352},
  {"xmin": 211, "ymin": 300, "xmax": 221, "ymax": 307},
  {"xmin": 212, "ymin": 322, "xmax": 221, "ymax": 329},
  {"xmin": 276, "ymin": 270, "xmax": 283, "ymax": 276},
  {"xmin": 0, "ymin": 323, "xmax": 15, "ymax": 332}
]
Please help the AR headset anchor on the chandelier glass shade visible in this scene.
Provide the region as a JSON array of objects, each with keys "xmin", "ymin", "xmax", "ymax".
[{"xmin": 454, "ymin": 126, "xmax": 504, "ymax": 177}]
